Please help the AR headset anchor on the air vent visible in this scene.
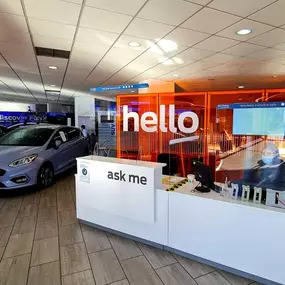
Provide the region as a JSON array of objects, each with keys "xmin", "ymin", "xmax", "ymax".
[{"xmin": 35, "ymin": 47, "xmax": 70, "ymax": 59}]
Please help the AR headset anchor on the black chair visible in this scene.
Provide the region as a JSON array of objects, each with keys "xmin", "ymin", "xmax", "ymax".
[{"xmin": 157, "ymin": 153, "xmax": 180, "ymax": 175}]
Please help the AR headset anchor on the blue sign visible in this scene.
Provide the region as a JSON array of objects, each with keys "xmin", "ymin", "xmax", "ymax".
[
  {"xmin": 217, "ymin": 102, "xmax": 285, "ymax": 110},
  {"xmin": 90, "ymin": 83, "xmax": 149, "ymax": 93}
]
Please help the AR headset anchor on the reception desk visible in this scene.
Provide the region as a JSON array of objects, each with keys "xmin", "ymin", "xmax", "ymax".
[{"xmin": 76, "ymin": 156, "xmax": 285, "ymax": 285}]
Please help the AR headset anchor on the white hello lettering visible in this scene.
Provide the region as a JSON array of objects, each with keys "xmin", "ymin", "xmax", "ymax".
[{"xmin": 122, "ymin": 104, "xmax": 199, "ymax": 134}]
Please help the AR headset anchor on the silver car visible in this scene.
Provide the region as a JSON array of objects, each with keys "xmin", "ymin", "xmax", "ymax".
[{"xmin": 0, "ymin": 125, "xmax": 88, "ymax": 190}]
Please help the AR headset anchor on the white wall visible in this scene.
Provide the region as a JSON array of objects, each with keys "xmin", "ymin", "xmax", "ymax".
[
  {"xmin": 74, "ymin": 96, "xmax": 95, "ymax": 128},
  {"xmin": 0, "ymin": 101, "xmax": 35, "ymax": 112}
]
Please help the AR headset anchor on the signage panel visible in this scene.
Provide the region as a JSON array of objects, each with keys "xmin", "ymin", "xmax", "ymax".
[{"xmin": 90, "ymin": 83, "xmax": 149, "ymax": 93}]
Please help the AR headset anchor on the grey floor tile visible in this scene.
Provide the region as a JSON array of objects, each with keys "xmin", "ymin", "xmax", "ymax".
[
  {"xmin": 109, "ymin": 235, "xmax": 142, "ymax": 261},
  {"xmin": 60, "ymin": 242, "xmax": 90, "ymax": 276},
  {"xmin": 0, "ymin": 254, "xmax": 30, "ymax": 285},
  {"xmin": 0, "ymin": 227, "xmax": 12, "ymax": 247},
  {"xmin": 31, "ymin": 236, "xmax": 59, "ymax": 266},
  {"xmin": 62, "ymin": 270, "xmax": 95, "ymax": 285},
  {"xmin": 110, "ymin": 280, "xmax": 129, "ymax": 285},
  {"xmin": 18, "ymin": 204, "xmax": 38, "ymax": 218},
  {"xmin": 12, "ymin": 215, "xmax": 37, "ymax": 234},
  {"xmin": 28, "ymin": 261, "xmax": 61, "ymax": 285},
  {"xmin": 90, "ymin": 249, "xmax": 125, "ymax": 285},
  {"xmin": 196, "ymin": 271, "xmax": 231, "ymax": 285},
  {"xmin": 0, "ymin": 210, "xmax": 18, "ymax": 228},
  {"xmin": 0, "ymin": 199, "xmax": 5, "ymax": 211},
  {"xmin": 138, "ymin": 243, "xmax": 176, "ymax": 269},
  {"xmin": 1, "ymin": 198, "xmax": 22, "ymax": 213},
  {"xmin": 58, "ymin": 210, "xmax": 78, "ymax": 226},
  {"xmin": 58, "ymin": 194, "xmax": 75, "ymax": 212},
  {"xmin": 156, "ymin": 263, "xmax": 197, "ymax": 285},
  {"xmin": 38, "ymin": 206, "xmax": 57, "ymax": 222},
  {"xmin": 0, "ymin": 247, "xmax": 4, "ymax": 260},
  {"xmin": 59, "ymin": 223, "xmax": 83, "ymax": 246},
  {"xmin": 40, "ymin": 197, "xmax": 56, "ymax": 208},
  {"xmin": 175, "ymin": 255, "xmax": 215, "ymax": 278},
  {"xmin": 121, "ymin": 256, "xmax": 163, "ymax": 285},
  {"xmin": 83, "ymin": 228, "xmax": 111, "ymax": 253},
  {"xmin": 35, "ymin": 219, "xmax": 58, "ymax": 240},
  {"xmin": 219, "ymin": 270, "xmax": 253, "ymax": 285},
  {"xmin": 4, "ymin": 232, "xmax": 34, "ymax": 258},
  {"xmin": 80, "ymin": 223, "xmax": 94, "ymax": 232}
]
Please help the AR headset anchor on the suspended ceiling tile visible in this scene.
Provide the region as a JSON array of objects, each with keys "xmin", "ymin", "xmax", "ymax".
[
  {"xmin": 71, "ymin": 44, "xmax": 109, "ymax": 61},
  {"xmin": 0, "ymin": 14, "xmax": 28, "ymax": 33},
  {"xmin": 0, "ymin": 29, "xmax": 31, "ymax": 44},
  {"xmin": 24, "ymin": 0, "xmax": 81, "ymax": 25},
  {"xmin": 177, "ymin": 48, "xmax": 214, "ymax": 62},
  {"xmin": 138, "ymin": 0, "xmax": 201, "ymax": 26},
  {"xmin": 208, "ymin": 0, "xmax": 276, "ymax": 17},
  {"xmin": 181, "ymin": 7, "xmax": 241, "ymax": 34},
  {"xmin": 165, "ymin": 27, "xmax": 209, "ymax": 47},
  {"xmin": 247, "ymin": 48, "xmax": 285, "ymax": 61},
  {"xmin": 85, "ymin": 0, "xmax": 147, "ymax": 16},
  {"xmin": 217, "ymin": 19, "xmax": 273, "ymax": 41},
  {"xmin": 249, "ymin": 1, "xmax": 285, "ymax": 27},
  {"xmin": 202, "ymin": 53, "xmax": 239, "ymax": 64},
  {"xmin": 33, "ymin": 35, "xmax": 73, "ymax": 50},
  {"xmin": 193, "ymin": 36, "xmax": 239, "ymax": 52},
  {"xmin": 0, "ymin": 0, "xmax": 24, "ymax": 15},
  {"xmin": 184, "ymin": 0, "xmax": 211, "ymax": 5},
  {"xmin": 223, "ymin": 42, "xmax": 266, "ymax": 56},
  {"xmin": 124, "ymin": 18, "xmax": 174, "ymax": 40},
  {"xmin": 28, "ymin": 18, "xmax": 76, "ymax": 40},
  {"xmin": 80, "ymin": 6, "xmax": 132, "ymax": 33},
  {"xmin": 105, "ymin": 46, "xmax": 142, "ymax": 61},
  {"xmin": 274, "ymin": 43, "xmax": 285, "ymax": 51},
  {"xmin": 60, "ymin": 0, "xmax": 83, "ymax": 4},
  {"xmin": 248, "ymin": 28, "xmax": 285, "ymax": 47}
]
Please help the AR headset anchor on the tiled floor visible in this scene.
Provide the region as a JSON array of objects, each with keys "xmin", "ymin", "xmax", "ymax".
[{"xmin": 0, "ymin": 173, "xmax": 261, "ymax": 285}]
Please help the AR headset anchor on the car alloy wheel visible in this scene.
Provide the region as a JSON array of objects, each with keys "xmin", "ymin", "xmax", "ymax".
[{"xmin": 38, "ymin": 164, "xmax": 54, "ymax": 188}]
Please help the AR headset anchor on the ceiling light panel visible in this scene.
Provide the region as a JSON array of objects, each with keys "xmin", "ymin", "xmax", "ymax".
[
  {"xmin": 80, "ymin": 6, "xmax": 132, "ymax": 33},
  {"xmin": 124, "ymin": 18, "xmax": 174, "ymax": 40},
  {"xmin": 182, "ymin": 8, "xmax": 241, "ymax": 34},
  {"xmin": 223, "ymin": 42, "xmax": 266, "ymax": 56},
  {"xmin": 138, "ymin": 0, "xmax": 201, "ymax": 26},
  {"xmin": 208, "ymin": 0, "xmax": 275, "ymax": 17},
  {"xmin": 24, "ymin": 0, "xmax": 81, "ymax": 25},
  {"xmin": 85, "ymin": 0, "xmax": 148, "ymax": 16},
  {"xmin": 218, "ymin": 19, "xmax": 272, "ymax": 41},
  {"xmin": 165, "ymin": 27, "xmax": 209, "ymax": 47},
  {"xmin": 194, "ymin": 36, "xmax": 240, "ymax": 52},
  {"xmin": 28, "ymin": 18, "xmax": 76, "ymax": 40},
  {"xmin": 248, "ymin": 28, "xmax": 285, "ymax": 47},
  {"xmin": 249, "ymin": 0, "xmax": 285, "ymax": 27}
]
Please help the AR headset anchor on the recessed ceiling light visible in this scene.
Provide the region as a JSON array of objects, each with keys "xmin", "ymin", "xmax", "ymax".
[
  {"xmin": 50, "ymin": 84, "xmax": 56, "ymax": 87},
  {"xmin": 238, "ymin": 85, "xmax": 245, "ymax": 89},
  {"xmin": 172, "ymin": 74, "xmax": 180, "ymax": 77},
  {"xmin": 128, "ymin": 42, "xmax": 141, "ymax": 47},
  {"xmin": 273, "ymin": 75, "xmax": 277, "ymax": 78},
  {"xmin": 236, "ymin": 29, "xmax": 252, "ymax": 36},
  {"xmin": 48, "ymin": 66, "xmax": 58, "ymax": 70}
]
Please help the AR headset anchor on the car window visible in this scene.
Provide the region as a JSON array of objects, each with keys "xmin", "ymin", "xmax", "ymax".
[
  {"xmin": 0, "ymin": 128, "xmax": 54, "ymax": 146},
  {"xmin": 65, "ymin": 128, "xmax": 80, "ymax": 141}
]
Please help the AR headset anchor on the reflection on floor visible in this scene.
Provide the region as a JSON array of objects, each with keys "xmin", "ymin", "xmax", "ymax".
[{"xmin": 0, "ymin": 173, "xmax": 261, "ymax": 285}]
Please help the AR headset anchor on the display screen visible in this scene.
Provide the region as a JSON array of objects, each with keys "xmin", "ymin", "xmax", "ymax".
[{"xmin": 233, "ymin": 106, "xmax": 285, "ymax": 136}]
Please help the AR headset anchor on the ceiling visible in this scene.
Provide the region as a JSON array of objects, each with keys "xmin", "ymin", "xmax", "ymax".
[{"xmin": 1, "ymin": 0, "xmax": 285, "ymax": 104}]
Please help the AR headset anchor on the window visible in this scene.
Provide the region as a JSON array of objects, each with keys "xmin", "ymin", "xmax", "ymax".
[{"xmin": 65, "ymin": 128, "xmax": 80, "ymax": 140}]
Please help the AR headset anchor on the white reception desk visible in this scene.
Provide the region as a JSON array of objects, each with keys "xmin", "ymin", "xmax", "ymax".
[{"xmin": 76, "ymin": 156, "xmax": 285, "ymax": 285}]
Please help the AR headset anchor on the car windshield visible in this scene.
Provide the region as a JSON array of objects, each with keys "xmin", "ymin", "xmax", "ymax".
[{"xmin": 0, "ymin": 128, "xmax": 54, "ymax": 146}]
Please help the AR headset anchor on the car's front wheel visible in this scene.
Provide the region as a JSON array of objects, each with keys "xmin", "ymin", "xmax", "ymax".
[{"xmin": 37, "ymin": 163, "xmax": 54, "ymax": 188}]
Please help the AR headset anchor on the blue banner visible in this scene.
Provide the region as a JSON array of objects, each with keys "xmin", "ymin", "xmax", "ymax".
[
  {"xmin": 90, "ymin": 83, "xmax": 149, "ymax": 93},
  {"xmin": 217, "ymin": 102, "xmax": 285, "ymax": 110}
]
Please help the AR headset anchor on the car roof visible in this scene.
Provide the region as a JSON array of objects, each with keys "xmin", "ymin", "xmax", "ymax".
[{"xmin": 25, "ymin": 124, "xmax": 77, "ymax": 130}]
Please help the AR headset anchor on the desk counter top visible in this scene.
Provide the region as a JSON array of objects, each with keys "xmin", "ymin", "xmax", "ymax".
[{"xmin": 77, "ymin": 155, "xmax": 166, "ymax": 169}]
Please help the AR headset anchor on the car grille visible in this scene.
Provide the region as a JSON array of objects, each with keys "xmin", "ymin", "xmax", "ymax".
[
  {"xmin": 0, "ymin": 181, "xmax": 6, "ymax": 188},
  {"xmin": 0, "ymin": 169, "xmax": 6, "ymax": 177}
]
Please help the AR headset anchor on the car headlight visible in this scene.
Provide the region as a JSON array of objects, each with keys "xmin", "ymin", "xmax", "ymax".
[{"xmin": 9, "ymin": 154, "xmax": 38, "ymax": 167}]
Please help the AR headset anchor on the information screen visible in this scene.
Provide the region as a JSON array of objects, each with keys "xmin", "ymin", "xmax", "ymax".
[{"xmin": 233, "ymin": 106, "xmax": 285, "ymax": 136}]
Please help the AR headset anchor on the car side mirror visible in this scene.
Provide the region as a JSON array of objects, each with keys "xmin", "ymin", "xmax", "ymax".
[{"xmin": 54, "ymin": 139, "xmax": 62, "ymax": 149}]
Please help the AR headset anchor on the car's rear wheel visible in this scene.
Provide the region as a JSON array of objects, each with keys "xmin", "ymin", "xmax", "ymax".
[{"xmin": 37, "ymin": 163, "xmax": 54, "ymax": 188}]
